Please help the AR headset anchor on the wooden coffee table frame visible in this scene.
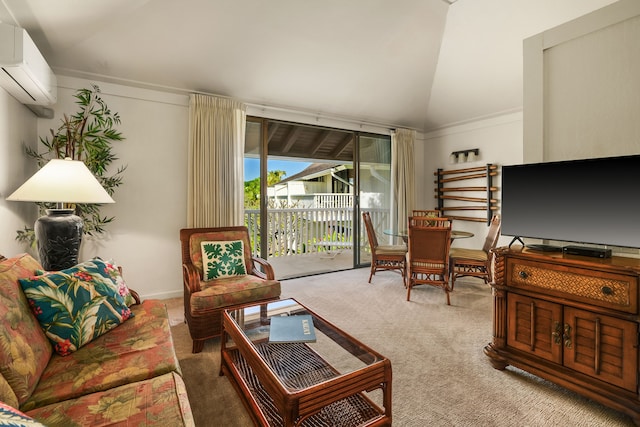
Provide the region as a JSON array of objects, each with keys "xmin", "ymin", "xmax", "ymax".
[{"xmin": 220, "ymin": 299, "xmax": 392, "ymax": 426}]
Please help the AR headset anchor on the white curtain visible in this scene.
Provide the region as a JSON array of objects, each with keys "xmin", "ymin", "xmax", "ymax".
[
  {"xmin": 187, "ymin": 94, "xmax": 246, "ymax": 227},
  {"xmin": 391, "ymin": 128, "xmax": 416, "ymax": 232}
]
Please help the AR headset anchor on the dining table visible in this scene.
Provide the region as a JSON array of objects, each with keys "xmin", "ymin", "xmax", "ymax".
[{"xmin": 383, "ymin": 229, "xmax": 474, "ymax": 244}]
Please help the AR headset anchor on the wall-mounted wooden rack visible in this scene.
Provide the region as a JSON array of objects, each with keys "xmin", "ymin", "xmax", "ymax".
[{"xmin": 434, "ymin": 164, "xmax": 498, "ymax": 224}]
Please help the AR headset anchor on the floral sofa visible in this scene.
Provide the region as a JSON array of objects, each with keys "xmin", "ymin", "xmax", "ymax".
[{"xmin": 0, "ymin": 253, "xmax": 194, "ymax": 426}]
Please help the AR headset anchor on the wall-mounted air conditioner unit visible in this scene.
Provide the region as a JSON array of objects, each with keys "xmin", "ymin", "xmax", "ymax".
[{"xmin": 0, "ymin": 22, "xmax": 57, "ymax": 106}]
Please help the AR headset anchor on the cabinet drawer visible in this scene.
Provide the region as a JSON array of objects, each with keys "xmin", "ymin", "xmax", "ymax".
[{"xmin": 508, "ymin": 259, "xmax": 638, "ymax": 314}]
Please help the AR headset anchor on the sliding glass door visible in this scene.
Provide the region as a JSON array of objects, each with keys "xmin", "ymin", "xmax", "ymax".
[
  {"xmin": 244, "ymin": 117, "xmax": 390, "ymax": 279},
  {"xmin": 356, "ymin": 134, "xmax": 392, "ymax": 267}
]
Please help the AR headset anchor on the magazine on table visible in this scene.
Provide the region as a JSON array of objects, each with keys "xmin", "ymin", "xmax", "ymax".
[{"xmin": 269, "ymin": 314, "xmax": 317, "ymax": 343}]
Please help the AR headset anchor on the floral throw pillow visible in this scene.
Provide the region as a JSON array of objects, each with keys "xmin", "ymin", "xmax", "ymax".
[
  {"xmin": 0, "ymin": 402, "xmax": 45, "ymax": 427},
  {"xmin": 36, "ymin": 258, "xmax": 136, "ymax": 307},
  {"xmin": 201, "ymin": 240, "xmax": 247, "ymax": 280},
  {"xmin": 18, "ymin": 262, "xmax": 134, "ymax": 356},
  {"xmin": 101, "ymin": 258, "xmax": 136, "ymax": 307}
]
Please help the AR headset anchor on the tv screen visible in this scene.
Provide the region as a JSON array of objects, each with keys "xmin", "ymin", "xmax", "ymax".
[{"xmin": 501, "ymin": 154, "xmax": 640, "ymax": 249}]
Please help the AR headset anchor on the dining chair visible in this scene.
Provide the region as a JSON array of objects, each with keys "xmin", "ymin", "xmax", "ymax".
[
  {"xmin": 449, "ymin": 214, "xmax": 501, "ymax": 290},
  {"xmin": 412, "ymin": 209, "xmax": 441, "ymax": 218},
  {"xmin": 406, "ymin": 216, "xmax": 453, "ymax": 304},
  {"xmin": 362, "ymin": 211, "xmax": 407, "ymax": 284}
]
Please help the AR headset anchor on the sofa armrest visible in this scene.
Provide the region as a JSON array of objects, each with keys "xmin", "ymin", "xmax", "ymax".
[
  {"xmin": 129, "ymin": 289, "xmax": 141, "ymax": 305},
  {"xmin": 251, "ymin": 256, "xmax": 275, "ymax": 280},
  {"xmin": 182, "ymin": 263, "xmax": 203, "ymax": 293}
]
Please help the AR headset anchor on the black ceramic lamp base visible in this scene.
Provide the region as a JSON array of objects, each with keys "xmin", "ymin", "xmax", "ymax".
[{"xmin": 35, "ymin": 209, "xmax": 83, "ymax": 271}]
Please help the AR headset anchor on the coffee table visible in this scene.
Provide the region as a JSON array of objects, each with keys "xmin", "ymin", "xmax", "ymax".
[{"xmin": 220, "ymin": 298, "xmax": 392, "ymax": 426}]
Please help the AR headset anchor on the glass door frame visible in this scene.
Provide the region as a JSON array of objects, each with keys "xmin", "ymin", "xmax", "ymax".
[
  {"xmin": 353, "ymin": 132, "xmax": 393, "ymax": 269},
  {"xmin": 245, "ymin": 116, "xmax": 390, "ymax": 272}
]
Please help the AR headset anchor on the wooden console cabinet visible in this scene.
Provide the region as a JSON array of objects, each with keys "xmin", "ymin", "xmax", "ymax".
[{"xmin": 485, "ymin": 246, "xmax": 640, "ymax": 424}]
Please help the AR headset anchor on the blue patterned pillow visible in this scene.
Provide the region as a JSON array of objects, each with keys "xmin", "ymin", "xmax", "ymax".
[
  {"xmin": 35, "ymin": 258, "xmax": 136, "ymax": 307},
  {"xmin": 201, "ymin": 240, "xmax": 247, "ymax": 280},
  {"xmin": 0, "ymin": 402, "xmax": 45, "ymax": 426},
  {"xmin": 96, "ymin": 258, "xmax": 136, "ymax": 307},
  {"xmin": 18, "ymin": 261, "xmax": 134, "ymax": 356}
]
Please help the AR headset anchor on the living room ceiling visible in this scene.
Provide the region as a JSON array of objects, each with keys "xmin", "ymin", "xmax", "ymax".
[{"xmin": 0, "ymin": 0, "xmax": 619, "ymax": 132}]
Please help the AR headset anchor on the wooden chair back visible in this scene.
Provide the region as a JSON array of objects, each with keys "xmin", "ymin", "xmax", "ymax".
[
  {"xmin": 362, "ymin": 211, "xmax": 407, "ymax": 283},
  {"xmin": 406, "ymin": 217, "xmax": 453, "ymax": 303},
  {"xmin": 449, "ymin": 214, "xmax": 502, "ymax": 290},
  {"xmin": 412, "ymin": 209, "xmax": 441, "ymax": 218},
  {"xmin": 482, "ymin": 214, "xmax": 502, "ymax": 254},
  {"xmin": 407, "ymin": 217, "xmax": 452, "ymax": 271},
  {"xmin": 362, "ymin": 211, "xmax": 379, "ymax": 250}
]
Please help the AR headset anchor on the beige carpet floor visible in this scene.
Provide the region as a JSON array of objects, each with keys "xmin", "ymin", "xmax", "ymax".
[{"xmin": 167, "ymin": 268, "xmax": 635, "ymax": 427}]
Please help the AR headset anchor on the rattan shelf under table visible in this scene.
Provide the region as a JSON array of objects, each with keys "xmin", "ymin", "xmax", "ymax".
[{"xmin": 221, "ymin": 299, "xmax": 392, "ymax": 427}]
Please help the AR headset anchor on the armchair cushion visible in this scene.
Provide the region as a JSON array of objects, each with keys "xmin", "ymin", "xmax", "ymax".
[
  {"xmin": 189, "ymin": 230, "xmax": 254, "ymax": 275},
  {"xmin": 19, "ymin": 260, "xmax": 134, "ymax": 356},
  {"xmin": 201, "ymin": 240, "xmax": 247, "ymax": 280},
  {"xmin": 191, "ymin": 274, "xmax": 281, "ymax": 312}
]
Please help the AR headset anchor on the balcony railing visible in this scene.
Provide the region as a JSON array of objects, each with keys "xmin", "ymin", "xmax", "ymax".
[{"xmin": 245, "ymin": 207, "xmax": 389, "ymax": 257}]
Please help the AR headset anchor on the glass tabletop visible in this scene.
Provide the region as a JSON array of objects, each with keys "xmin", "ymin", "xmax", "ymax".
[
  {"xmin": 384, "ymin": 229, "xmax": 474, "ymax": 240},
  {"xmin": 224, "ymin": 298, "xmax": 386, "ymax": 391}
]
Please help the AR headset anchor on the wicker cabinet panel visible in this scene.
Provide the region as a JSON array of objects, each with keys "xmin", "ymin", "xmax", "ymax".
[
  {"xmin": 507, "ymin": 294, "xmax": 562, "ymax": 363},
  {"xmin": 508, "ymin": 259, "xmax": 638, "ymax": 314},
  {"xmin": 564, "ymin": 306, "xmax": 637, "ymax": 392}
]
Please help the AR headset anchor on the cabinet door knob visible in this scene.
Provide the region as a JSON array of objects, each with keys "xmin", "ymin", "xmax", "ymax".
[
  {"xmin": 601, "ymin": 286, "xmax": 613, "ymax": 296},
  {"xmin": 518, "ymin": 271, "xmax": 529, "ymax": 279}
]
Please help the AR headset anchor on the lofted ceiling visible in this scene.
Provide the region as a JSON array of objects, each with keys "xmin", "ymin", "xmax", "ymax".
[{"xmin": 0, "ymin": 0, "xmax": 619, "ymax": 132}]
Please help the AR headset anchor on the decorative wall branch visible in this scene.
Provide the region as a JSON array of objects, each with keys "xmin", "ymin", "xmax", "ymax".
[{"xmin": 434, "ymin": 164, "xmax": 498, "ymax": 224}]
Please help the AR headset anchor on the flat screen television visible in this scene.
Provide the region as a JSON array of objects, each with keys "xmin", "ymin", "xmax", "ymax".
[{"xmin": 501, "ymin": 154, "xmax": 640, "ymax": 249}]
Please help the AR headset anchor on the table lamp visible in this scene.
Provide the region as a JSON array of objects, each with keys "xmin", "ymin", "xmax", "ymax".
[{"xmin": 6, "ymin": 158, "xmax": 115, "ymax": 271}]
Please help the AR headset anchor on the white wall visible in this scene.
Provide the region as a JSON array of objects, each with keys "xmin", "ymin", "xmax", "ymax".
[
  {"xmin": 524, "ymin": 0, "xmax": 640, "ymax": 162},
  {"xmin": 426, "ymin": 0, "xmax": 617, "ymax": 131},
  {"xmin": 30, "ymin": 76, "xmax": 190, "ymax": 299},
  {"xmin": 0, "ymin": 88, "xmax": 39, "ymax": 257},
  {"xmin": 419, "ymin": 112, "xmax": 523, "ymax": 250}
]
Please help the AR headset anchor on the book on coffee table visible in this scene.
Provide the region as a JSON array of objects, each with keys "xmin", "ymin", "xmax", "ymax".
[{"xmin": 269, "ymin": 314, "xmax": 317, "ymax": 343}]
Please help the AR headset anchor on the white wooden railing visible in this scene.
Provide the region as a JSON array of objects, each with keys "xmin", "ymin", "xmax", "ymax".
[
  {"xmin": 244, "ymin": 207, "xmax": 389, "ymax": 257},
  {"xmin": 313, "ymin": 194, "xmax": 353, "ymax": 209}
]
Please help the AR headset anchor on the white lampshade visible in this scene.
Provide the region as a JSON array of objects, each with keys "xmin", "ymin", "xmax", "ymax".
[{"xmin": 7, "ymin": 158, "xmax": 114, "ymax": 204}]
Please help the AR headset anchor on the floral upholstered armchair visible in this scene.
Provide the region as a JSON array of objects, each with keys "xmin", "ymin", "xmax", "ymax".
[{"xmin": 179, "ymin": 226, "xmax": 281, "ymax": 353}]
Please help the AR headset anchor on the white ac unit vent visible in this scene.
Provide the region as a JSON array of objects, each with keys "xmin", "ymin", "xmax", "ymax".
[{"xmin": 0, "ymin": 22, "xmax": 57, "ymax": 106}]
